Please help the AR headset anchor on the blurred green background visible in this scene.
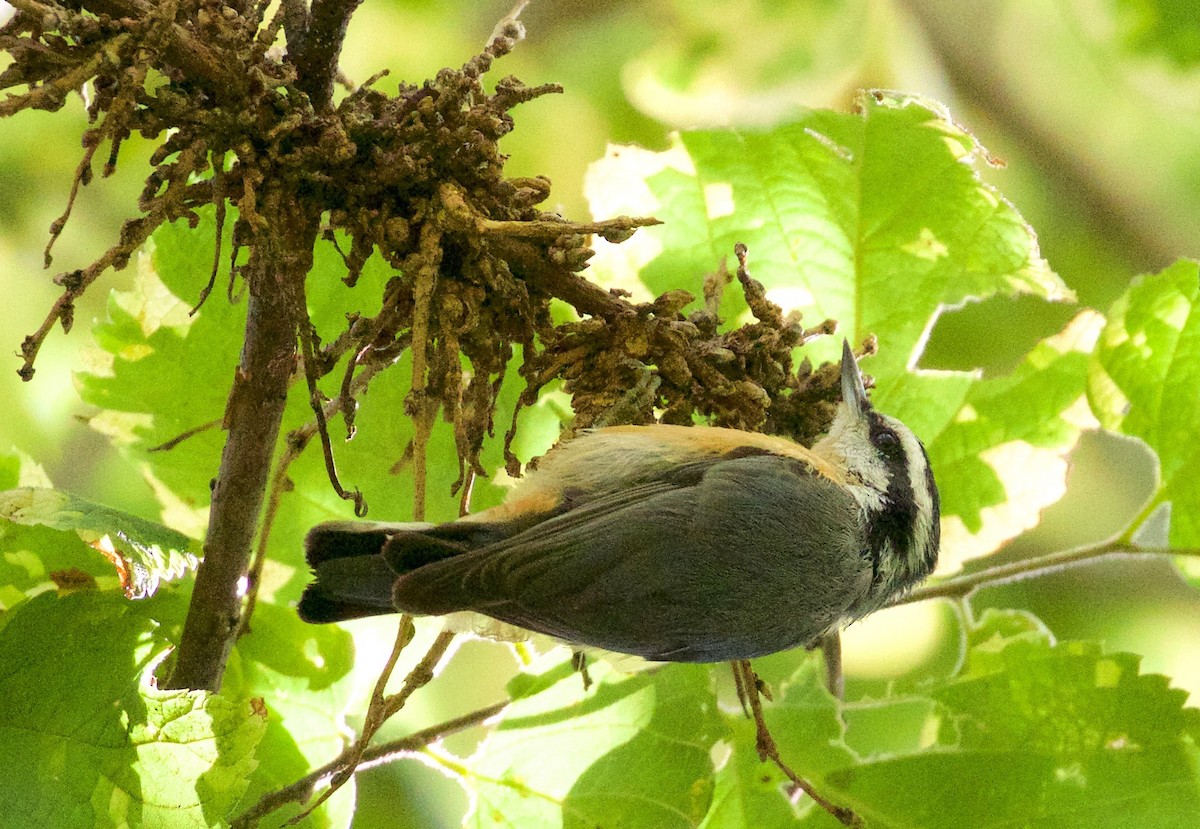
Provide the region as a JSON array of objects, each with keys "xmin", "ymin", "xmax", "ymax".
[{"xmin": 3, "ymin": 0, "xmax": 1200, "ymax": 826}]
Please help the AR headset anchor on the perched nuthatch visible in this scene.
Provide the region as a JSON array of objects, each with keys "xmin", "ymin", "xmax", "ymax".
[{"xmin": 298, "ymin": 341, "xmax": 940, "ymax": 662}]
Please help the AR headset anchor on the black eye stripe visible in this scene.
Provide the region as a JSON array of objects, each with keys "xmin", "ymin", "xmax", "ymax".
[
  {"xmin": 869, "ymin": 415, "xmax": 904, "ymax": 457},
  {"xmin": 863, "ymin": 413, "xmax": 917, "ymax": 584}
]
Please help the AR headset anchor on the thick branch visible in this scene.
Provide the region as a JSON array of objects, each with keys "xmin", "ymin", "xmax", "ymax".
[
  {"xmin": 289, "ymin": 0, "xmax": 363, "ymax": 112},
  {"xmin": 166, "ymin": 190, "xmax": 319, "ymax": 691}
]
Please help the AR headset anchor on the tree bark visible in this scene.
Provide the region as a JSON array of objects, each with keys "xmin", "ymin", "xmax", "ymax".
[{"xmin": 166, "ymin": 192, "xmax": 318, "ymax": 691}]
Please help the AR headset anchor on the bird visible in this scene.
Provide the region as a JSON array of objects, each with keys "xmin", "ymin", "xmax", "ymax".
[{"xmin": 297, "ymin": 340, "xmax": 940, "ymax": 663}]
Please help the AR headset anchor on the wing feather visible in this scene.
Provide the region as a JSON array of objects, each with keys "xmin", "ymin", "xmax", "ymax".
[{"xmin": 394, "ymin": 452, "xmax": 868, "ymax": 661}]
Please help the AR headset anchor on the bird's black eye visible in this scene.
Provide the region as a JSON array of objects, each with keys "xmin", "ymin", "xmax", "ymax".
[
  {"xmin": 874, "ymin": 429, "xmax": 902, "ymax": 458},
  {"xmin": 869, "ymin": 414, "xmax": 905, "ymax": 459}
]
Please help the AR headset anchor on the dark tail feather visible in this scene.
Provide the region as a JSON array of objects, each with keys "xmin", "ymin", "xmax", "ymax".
[
  {"xmin": 304, "ymin": 521, "xmax": 408, "ymax": 567},
  {"xmin": 298, "ymin": 554, "xmax": 397, "ymax": 623},
  {"xmin": 298, "ymin": 519, "xmax": 517, "ymax": 624}
]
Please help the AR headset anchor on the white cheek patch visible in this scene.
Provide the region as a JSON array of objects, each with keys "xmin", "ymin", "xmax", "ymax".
[
  {"xmin": 890, "ymin": 416, "xmax": 938, "ymax": 568},
  {"xmin": 816, "ymin": 408, "xmax": 890, "ymax": 490}
]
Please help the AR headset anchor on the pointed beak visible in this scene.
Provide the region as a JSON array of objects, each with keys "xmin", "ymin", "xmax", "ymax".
[{"xmin": 840, "ymin": 339, "xmax": 870, "ymax": 418}]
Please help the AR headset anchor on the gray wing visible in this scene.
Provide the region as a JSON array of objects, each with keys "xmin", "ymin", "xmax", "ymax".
[{"xmin": 392, "ymin": 454, "xmax": 870, "ymax": 661}]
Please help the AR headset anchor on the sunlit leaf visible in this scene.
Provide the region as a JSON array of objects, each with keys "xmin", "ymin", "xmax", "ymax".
[
  {"xmin": 0, "ymin": 591, "xmax": 265, "ymax": 829},
  {"xmin": 826, "ymin": 610, "xmax": 1200, "ymax": 828},
  {"xmin": 930, "ymin": 312, "xmax": 1101, "ymax": 568},
  {"xmin": 1089, "ymin": 259, "xmax": 1200, "ymax": 551},
  {"xmin": 460, "ymin": 659, "xmax": 722, "ymax": 828},
  {"xmin": 0, "ymin": 486, "xmax": 199, "ymax": 598}
]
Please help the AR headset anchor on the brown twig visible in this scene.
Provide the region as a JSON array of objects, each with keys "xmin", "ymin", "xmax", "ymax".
[
  {"xmin": 147, "ymin": 418, "xmax": 222, "ymax": 453},
  {"xmin": 190, "ymin": 151, "xmax": 228, "ymax": 316},
  {"xmin": 406, "ymin": 222, "xmax": 443, "ymax": 523},
  {"xmin": 20, "ymin": 208, "xmax": 166, "ymax": 380},
  {"xmin": 490, "ymin": 235, "xmax": 637, "ymax": 319},
  {"xmin": 62, "ymin": 0, "xmax": 245, "ymax": 94},
  {"xmin": 230, "ymin": 698, "xmax": 507, "ymax": 828},
  {"xmin": 288, "ymin": 0, "xmax": 364, "ymax": 112},
  {"xmin": 298, "ymin": 317, "xmax": 366, "ymax": 516},
  {"xmin": 732, "ymin": 660, "xmax": 861, "ymax": 827},
  {"xmin": 287, "ymin": 618, "xmax": 418, "ymax": 824},
  {"xmin": 287, "ymin": 627, "xmax": 457, "ymax": 825}
]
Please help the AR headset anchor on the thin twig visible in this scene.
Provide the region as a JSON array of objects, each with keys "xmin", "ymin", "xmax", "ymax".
[
  {"xmin": 231, "ymin": 698, "xmax": 507, "ymax": 828},
  {"xmin": 898, "ymin": 541, "xmax": 1200, "ymax": 606},
  {"xmin": 475, "ymin": 215, "xmax": 660, "ymax": 240},
  {"xmin": 20, "ymin": 207, "xmax": 167, "ymax": 380},
  {"xmin": 288, "ymin": 628, "xmax": 456, "ymax": 825},
  {"xmin": 288, "ymin": 618, "xmax": 418, "ymax": 824},
  {"xmin": 238, "ymin": 356, "xmax": 391, "ymax": 634},
  {"xmin": 457, "ymin": 467, "xmax": 476, "ymax": 517},
  {"xmin": 190, "ymin": 151, "xmax": 228, "ymax": 316},
  {"xmin": 406, "ymin": 223, "xmax": 442, "ymax": 523},
  {"xmin": 147, "ymin": 418, "xmax": 222, "ymax": 452},
  {"xmin": 298, "ymin": 317, "xmax": 366, "ymax": 516},
  {"xmin": 44, "ymin": 134, "xmax": 102, "ymax": 267},
  {"xmin": 0, "ymin": 38, "xmax": 116, "ymax": 118},
  {"xmin": 733, "ymin": 660, "xmax": 861, "ymax": 827}
]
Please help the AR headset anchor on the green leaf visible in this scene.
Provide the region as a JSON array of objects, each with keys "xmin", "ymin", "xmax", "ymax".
[
  {"xmin": 0, "ymin": 487, "xmax": 199, "ymax": 599},
  {"xmin": 824, "ymin": 610, "xmax": 1200, "ymax": 829},
  {"xmin": 587, "ymin": 92, "xmax": 1069, "ymax": 356},
  {"xmin": 222, "ymin": 602, "xmax": 357, "ymax": 829},
  {"xmin": 460, "ymin": 659, "xmax": 722, "ymax": 828},
  {"xmin": 925, "ymin": 312, "xmax": 1100, "ymax": 567},
  {"xmin": 1114, "ymin": 0, "xmax": 1200, "ymax": 67},
  {"xmin": 77, "ymin": 231, "xmax": 242, "ymax": 508},
  {"xmin": 0, "ymin": 449, "xmax": 121, "ymax": 610},
  {"xmin": 587, "ymin": 97, "xmax": 1084, "ymax": 562},
  {"xmin": 0, "ymin": 591, "xmax": 265, "ymax": 829},
  {"xmin": 1089, "ymin": 259, "xmax": 1200, "ymax": 548}
]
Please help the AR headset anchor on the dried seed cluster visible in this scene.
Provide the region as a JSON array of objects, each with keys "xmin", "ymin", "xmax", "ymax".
[
  {"xmin": 512, "ymin": 245, "xmax": 846, "ymax": 474},
  {"xmin": 3, "ymin": 1, "xmax": 846, "ymax": 511}
]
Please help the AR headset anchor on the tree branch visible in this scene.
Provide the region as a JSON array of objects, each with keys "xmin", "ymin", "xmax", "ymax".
[
  {"xmin": 46, "ymin": 0, "xmax": 246, "ymax": 95},
  {"xmin": 288, "ymin": 0, "xmax": 363, "ymax": 112},
  {"xmin": 491, "ymin": 235, "xmax": 638, "ymax": 319},
  {"xmin": 165, "ymin": 191, "xmax": 319, "ymax": 691}
]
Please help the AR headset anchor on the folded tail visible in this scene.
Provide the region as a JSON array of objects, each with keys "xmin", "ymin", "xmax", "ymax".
[{"xmin": 297, "ymin": 519, "xmax": 515, "ymax": 623}]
